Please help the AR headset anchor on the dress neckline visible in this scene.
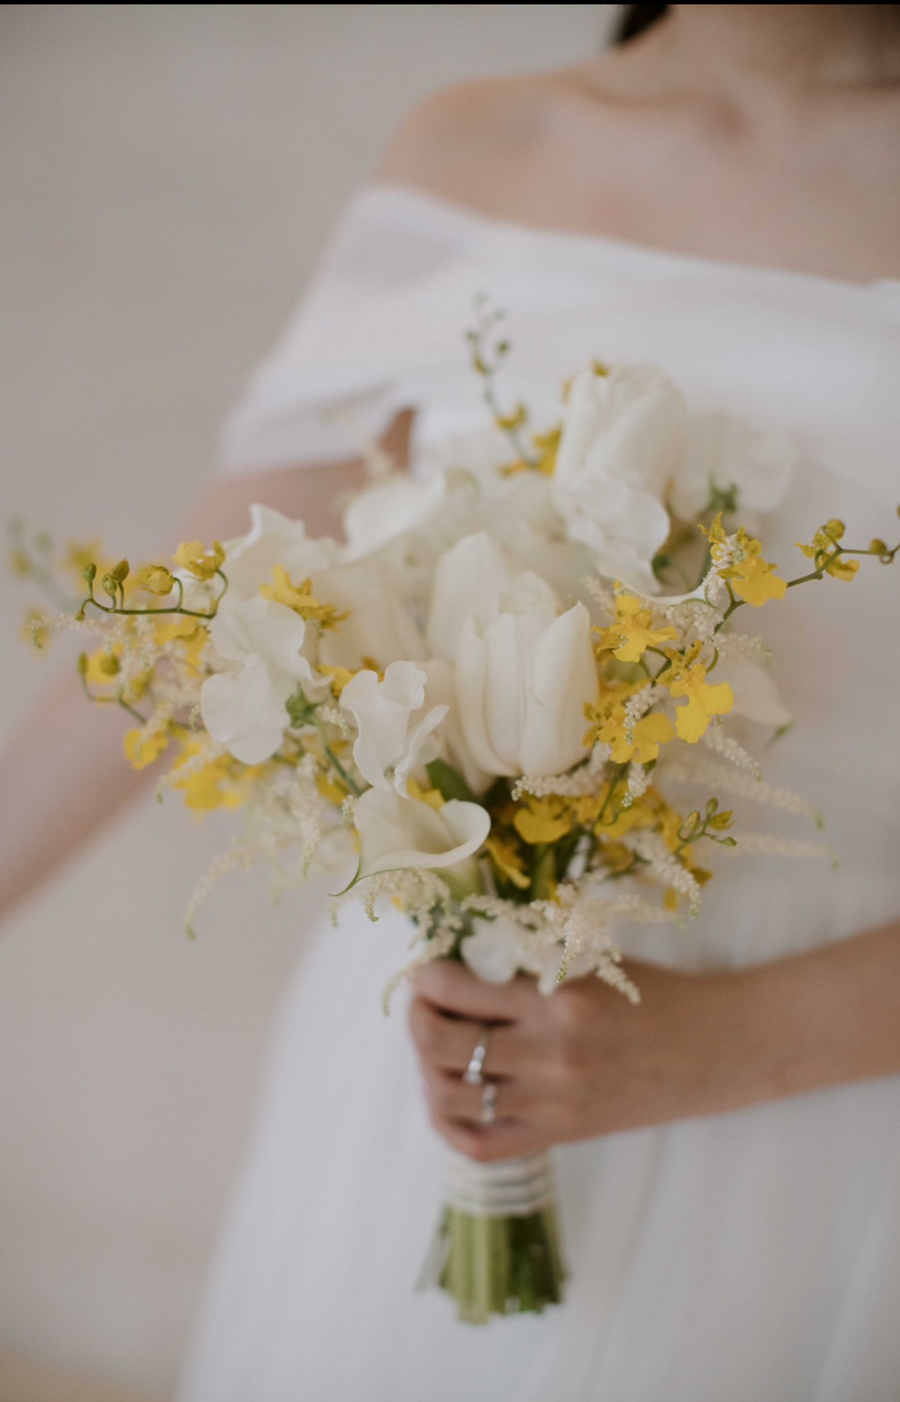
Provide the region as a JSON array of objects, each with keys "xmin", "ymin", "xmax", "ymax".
[{"xmin": 367, "ymin": 180, "xmax": 900, "ymax": 297}]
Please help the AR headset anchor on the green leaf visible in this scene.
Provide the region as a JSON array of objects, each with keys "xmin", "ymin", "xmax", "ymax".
[
  {"xmin": 425, "ymin": 758, "xmax": 477, "ymax": 806},
  {"xmin": 285, "ymin": 685, "xmax": 316, "ymax": 728}
]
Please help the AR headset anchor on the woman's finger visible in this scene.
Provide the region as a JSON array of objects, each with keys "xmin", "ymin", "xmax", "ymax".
[
  {"xmin": 408, "ymin": 997, "xmax": 522, "ymax": 1075},
  {"xmin": 420, "ymin": 1064, "xmax": 534, "ymax": 1121},
  {"xmin": 428, "ymin": 1109, "xmax": 544, "ymax": 1165},
  {"xmin": 413, "ymin": 960, "xmax": 537, "ymax": 1022}
]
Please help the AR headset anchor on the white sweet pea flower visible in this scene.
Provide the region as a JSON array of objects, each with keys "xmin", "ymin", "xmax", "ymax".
[
  {"xmin": 342, "ymin": 473, "xmax": 446, "ymax": 562},
  {"xmin": 201, "ymin": 596, "xmax": 321, "ymax": 764},
  {"xmin": 553, "ymin": 365, "xmax": 685, "ymax": 594},
  {"xmin": 218, "ymin": 504, "xmax": 336, "ymax": 609},
  {"xmin": 315, "ymin": 557, "xmax": 427, "ymax": 672},
  {"xmin": 670, "ymin": 414, "xmax": 796, "ymax": 524},
  {"xmin": 351, "ymin": 789, "xmax": 490, "ymax": 884},
  {"xmin": 461, "ymin": 916, "xmax": 594, "ymax": 994},
  {"xmin": 340, "ymin": 661, "xmax": 447, "ymax": 794},
  {"xmin": 428, "ymin": 545, "xmax": 599, "ymax": 778}
]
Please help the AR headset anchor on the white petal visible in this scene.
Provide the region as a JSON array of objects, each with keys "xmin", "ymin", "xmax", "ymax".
[
  {"xmin": 353, "ymin": 791, "xmax": 490, "ymax": 881},
  {"xmin": 341, "ymin": 661, "xmax": 437, "ymax": 792},
  {"xmin": 342, "ymin": 473, "xmax": 446, "ymax": 562},
  {"xmin": 420, "ymin": 658, "xmax": 493, "ymax": 796},
  {"xmin": 209, "ymin": 596, "xmax": 314, "ymax": 685},
  {"xmin": 454, "ymin": 616, "xmax": 517, "ymax": 778},
  {"xmin": 426, "ymin": 532, "xmax": 510, "ymax": 661},
  {"xmin": 461, "ymin": 917, "xmax": 521, "ymax": 983},
  {"xmin": 200, "ymin": 661, "xmax": 290, "ymax": 764},
  {"xmin": 520, "ymin": 602, "xmax": 599, "ymax": 775}
]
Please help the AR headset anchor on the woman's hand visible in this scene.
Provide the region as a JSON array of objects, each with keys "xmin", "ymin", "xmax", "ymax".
[{"xmin": 409, "ymin": 957, "xmax": 767, "ymax": 1163}]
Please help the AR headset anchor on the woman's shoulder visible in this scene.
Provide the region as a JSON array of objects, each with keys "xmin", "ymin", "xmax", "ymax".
[{"xmin": 376, "ymin": 66, "xmax": 627, "ymax": 219}]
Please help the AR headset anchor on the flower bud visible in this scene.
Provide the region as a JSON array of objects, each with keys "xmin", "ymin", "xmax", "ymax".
[
  {"xmin": 82, "ymin": 561, "xmax": 97, "ymax": 585},
  {"xmin": 825, "ymin": 519, "xmax": 845, "ymax": 540}
]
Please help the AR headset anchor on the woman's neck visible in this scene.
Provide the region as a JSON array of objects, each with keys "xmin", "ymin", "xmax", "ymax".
[{"xmin": 611, "ymin": 4, "xmax": 900, "ymax": 109}]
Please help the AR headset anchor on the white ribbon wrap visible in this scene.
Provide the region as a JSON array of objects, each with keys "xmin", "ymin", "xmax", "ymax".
[{"xmin": 444, "ymin": 1149, "xmax": 555, "ymax": 1218}]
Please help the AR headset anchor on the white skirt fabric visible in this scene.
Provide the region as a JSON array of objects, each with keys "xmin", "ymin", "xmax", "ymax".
[{"xmin": 177, "ymin": 184, "xmax": 900, "ymax": 1400}]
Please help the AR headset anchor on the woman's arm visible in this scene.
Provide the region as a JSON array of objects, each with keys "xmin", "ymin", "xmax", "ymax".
[
  {"xmin": 409, "ymin": 918, "xmax": 900, "ymax": 1162},
  {"xmin": 0, "ymin": 412, "xmax": 412, "ymax": 926}
]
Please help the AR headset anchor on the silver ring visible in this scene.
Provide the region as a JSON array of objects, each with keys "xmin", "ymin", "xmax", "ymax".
[
  {"xmin": 480, "ymin": 1082, "xmax": 498, "ymax": 1126},
  {"xmin": 462, "ymin": 1025, "xmax": 492, "ymax": 1086}
]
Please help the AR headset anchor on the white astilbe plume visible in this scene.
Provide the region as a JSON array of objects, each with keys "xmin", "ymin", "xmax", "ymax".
[
  {"xmin": 665, "ymin": 753, "xmax": 822, "ymax": 825},
  {"xmin": 724, "ymin": 832, "xmax": 836, "ymax": 864},
  {"xmin": 714, "ymin": 630, "xmax": 770, "ymax": 662},
  {"xmin": 625, "ymin": 762, "xmax": 652, "ymax": 804},
  {"xmin": 621, "ymin": 828, "xmax": 702, "ymax": 913},
  {"xmin": 155, "ymin": 738, "xmax": 225, "ymax": 800},
  {"xmin": 513, "ymin": 742, "xmax": 612, "ymax": 799},
  {"xmin": 623, "ymin": 684, "xmax": 658, "ymax": 728},
  {"xmin": 702, "ymin": 720, "xmax": 761, "ymax": 776},
  {"xmin": 665, "ymin": 598, "xmax": 722, "ymax": 645},
  {"xmin": 583, "ymin": 575, "xmax": 617, "ymax": 619},
  {"xmin": 184, "ymin": 840, "xmax": 257, "ymax": 939}
]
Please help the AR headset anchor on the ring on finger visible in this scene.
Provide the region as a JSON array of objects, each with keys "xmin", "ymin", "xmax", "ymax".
[
  {"xmin": 480, "ymin": 1082, "xmax": 498, "ymax": 1126},
  {"xmin": 462, "ymin": 1024, "xmax": 493, "ymax": 1086}
]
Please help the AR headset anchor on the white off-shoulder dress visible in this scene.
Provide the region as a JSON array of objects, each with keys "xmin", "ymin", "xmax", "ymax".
[{"xmin": 176, "ymin": 185, "xmax": 900, "ymax": 1402}]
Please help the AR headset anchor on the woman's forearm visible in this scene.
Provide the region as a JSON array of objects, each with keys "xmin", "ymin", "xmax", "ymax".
[{"xmin": 725, "ymin": 918, "xmax": 900, "ymax": 1108}]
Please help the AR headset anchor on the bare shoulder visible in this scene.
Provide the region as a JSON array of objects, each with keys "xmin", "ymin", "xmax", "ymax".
[{"xmin": 376, "ymin": 66, "xmax": 625, "ymax": 217}]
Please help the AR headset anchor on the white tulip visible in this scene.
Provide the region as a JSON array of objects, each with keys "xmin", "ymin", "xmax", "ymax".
[
  {"xmin": 426, "ymin": 531, "xmax": 510, "ymax": 662},
  {"xmin": 553, "ymin": 365, "xmax": 684, "ymax": 594},
  {"xmin": 447, "ymin": 570, "xmax": 599, "ymax": 779},
  {"xmin": 201, "ymin": 596, "xmax": 319, "ymax": 764},
  {"xmin": 340, "ymin": 661, "xmax": 447, "ymax": 794},
  {"xmin": 351, "ymin": 789, "xmax": 490, "ymax": 885}
]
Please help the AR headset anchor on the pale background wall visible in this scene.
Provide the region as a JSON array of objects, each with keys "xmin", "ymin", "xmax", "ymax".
[{"xmin": 0, "ymin": 6, "xmax": 613, "ymax": 1398}]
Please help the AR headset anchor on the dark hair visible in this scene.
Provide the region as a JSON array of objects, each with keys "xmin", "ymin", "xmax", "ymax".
[{"xmin": 615, "ymin": 3, "xmax": 670, "ymax": 44}]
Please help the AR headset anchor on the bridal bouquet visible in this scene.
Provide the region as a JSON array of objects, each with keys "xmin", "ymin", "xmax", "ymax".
[{"xmin": 14, "ymin": 308, "xmax": 899, "ymax": 1323}]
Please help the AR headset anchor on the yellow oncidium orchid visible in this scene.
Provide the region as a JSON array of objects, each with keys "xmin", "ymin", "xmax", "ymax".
[
  {"xmin": 595, "ymin": 709, "xmax": 675, "ymax": 765},
  {"xmin": 123, "ymin": 727, "xmax": 169, "ymax": 771},
  {"xmin": 727, "ymin": 528, "xmax": 787, "ymax": 606},
  {"xmin": 84, "ymin": 645, "xmax": 122, "ymax": 686},
  {"xmin": 316, "ymin": 771, "xmax": 347, "ymax": 806},
  {"xmin": 259, "ymin": 566, "xmax": 348, "ymax": 631},
  {"xmin": 485, "ymin": 833, "xmax": 531, "ymax": 890},
  {"xmin": 406, "ymin": 778, "xmax": 446, "ymax": 811},
  {"xmin": 595, "ymin": 590, "xmax": 679, "ymax": 664},
  {"xmin": 63, "ymin": 539, "xmax": 105, "ymax": 588},
  {"xmin": 155, "ymin": 615, "xmax": 207, "ymax": 670},
  {"xmin": 660, "ymin": 643, "xmax": 734, "ymax": 743},
  {"xmin": 796, "ymin": 520, "xmax": 860, "ymax": 582},
  {"xmin": 513, "ymin": 796, "xmax": 573, "ymax": 845},
  {"xmin": 171, "ymin": 740, "xmax": 258, "ymax": 812},
  {"xmin": 137, "ymin": 564, "xmax": 176, "ymax": 596},
  {"xmin": 172, "ymin": 539, "xmax": 225, "ymax": 581},
  {"xmin": 501, "ymin": 426, "xmax": 560, "ymax": 477}
]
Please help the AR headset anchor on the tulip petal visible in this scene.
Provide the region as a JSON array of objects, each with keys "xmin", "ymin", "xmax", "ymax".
[{"xmin": 426, "ymin": 532, "xmax": 510, "ymax": 661}]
